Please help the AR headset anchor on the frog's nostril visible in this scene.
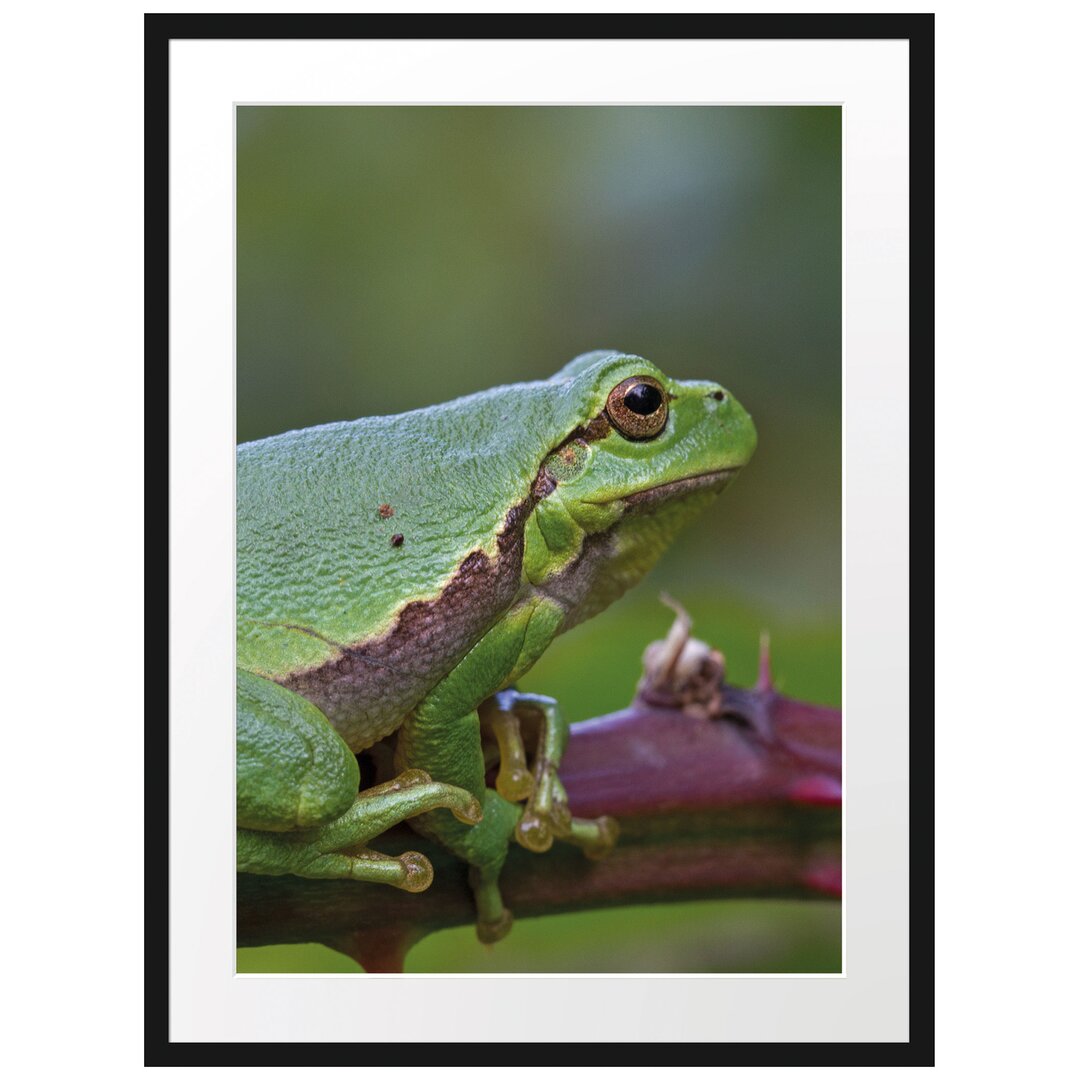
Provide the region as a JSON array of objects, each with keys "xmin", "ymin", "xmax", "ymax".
[{"xmin": 712, "ymin": 390, "xmax": 727, "ymax": 403}]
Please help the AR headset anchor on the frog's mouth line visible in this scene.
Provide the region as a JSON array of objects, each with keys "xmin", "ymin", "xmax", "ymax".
[{"xmin": 591, "ymin": 468, "xmax": 740, "ymax": 507}]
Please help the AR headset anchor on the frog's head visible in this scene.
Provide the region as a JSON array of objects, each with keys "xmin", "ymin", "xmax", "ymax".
[{"xmin": 540, "ymin": 350, "xmax": 757, "ymax": 536}]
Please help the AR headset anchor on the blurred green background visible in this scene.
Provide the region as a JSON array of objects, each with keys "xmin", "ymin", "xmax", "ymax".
[{"xmin": 236, "ymin": 105, "xmax": 841, "ymax": 974}]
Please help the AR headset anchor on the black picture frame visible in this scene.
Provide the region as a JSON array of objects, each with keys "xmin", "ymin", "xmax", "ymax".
[{"xmin": 147, "ymin": 12, "xmax": 933, "ymax": 1067}]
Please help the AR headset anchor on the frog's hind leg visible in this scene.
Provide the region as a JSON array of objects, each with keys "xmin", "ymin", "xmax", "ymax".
[
  {"xmin": 236, "ymin": 671, "xmax": 481, "ymax": 891},
  {"xmin": 237, "ymin": 769, "xmax": 484, "ymax": 891}
]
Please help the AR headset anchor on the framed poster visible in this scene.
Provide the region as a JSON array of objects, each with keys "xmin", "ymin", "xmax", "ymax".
[{"xmin": 150, "ymin": 13, "xmax": 931, "ymax": 1065}]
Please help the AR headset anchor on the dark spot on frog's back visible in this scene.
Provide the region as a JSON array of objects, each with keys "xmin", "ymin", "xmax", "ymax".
[{"xmin": 280, "ymin": 498, "xmax": 534, "ymax": 752}]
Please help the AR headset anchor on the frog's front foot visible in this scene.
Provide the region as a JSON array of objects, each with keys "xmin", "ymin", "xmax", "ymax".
[{"xmin": 482, "ymin": 690, "xmax": 619, "ymax": 859}]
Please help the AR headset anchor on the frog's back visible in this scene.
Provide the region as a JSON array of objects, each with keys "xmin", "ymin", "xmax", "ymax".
[{"xmin": 237, "ymin": 376, "xmax": 586, "ymax": 750}]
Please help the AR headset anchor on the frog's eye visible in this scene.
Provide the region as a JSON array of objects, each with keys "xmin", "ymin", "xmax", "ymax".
[{"xmin": 606, "ymin": 376, "xmax": 668, "ymax": 439}]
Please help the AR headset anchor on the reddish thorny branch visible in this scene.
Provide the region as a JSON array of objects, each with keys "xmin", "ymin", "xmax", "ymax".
[{"xmin": 236, "ymin": 607, "xmax": 841, "ymax": 972}]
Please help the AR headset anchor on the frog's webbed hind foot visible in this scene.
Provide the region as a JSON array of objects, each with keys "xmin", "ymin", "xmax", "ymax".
[
  {"xmin": 481, "ymin": 690, "xmax": 619, "ymax": 859},
  {"xmin": 238, "ymin": 768, "xmax": 483, "ymax": 892}
]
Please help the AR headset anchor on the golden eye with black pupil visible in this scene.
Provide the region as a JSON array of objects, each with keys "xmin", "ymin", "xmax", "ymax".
[{"xmin": 606, "ymin": 375, "xmax": 668, "ymax": 439}]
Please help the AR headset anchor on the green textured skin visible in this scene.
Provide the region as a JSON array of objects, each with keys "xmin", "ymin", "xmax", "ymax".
[
  {"xmin": 236, "ymin": 669, "xmax": 359, "ymax": 831},
  {"xmin": 235, "ymin": 350, "xmax": 757, "ymax": 915},
  {"xmin": 237, "ymin": 351, "xmax": 634, "ymax": 679}
]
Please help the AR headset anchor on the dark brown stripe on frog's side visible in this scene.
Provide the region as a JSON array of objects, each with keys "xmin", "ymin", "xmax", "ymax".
[
  {"xmin": 278, "ymin": 408, "xmax": 688, "ymax": 751},
  {"xmin": 280, "ymin": 492, "xmax": 540, "ymax": 752}
]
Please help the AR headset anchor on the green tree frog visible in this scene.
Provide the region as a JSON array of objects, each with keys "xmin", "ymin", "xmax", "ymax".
[{"xmin": 237, "ymin": 350, "xmax": 757, "ymax": 942}]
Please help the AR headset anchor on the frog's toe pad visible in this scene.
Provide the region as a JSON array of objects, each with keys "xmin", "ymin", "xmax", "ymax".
[
  {"xmin": 495, "ymin": 766, "xmax": 535, "ymax": 803},
  {"xmin": 451, "ymin": 794, "xmax": 485, "ymax": 826},
  {"xmin": 571, "ymin": 815, "xmax": 620, "ymax": 860},
  {"xmin": 394, "ymin": 851, "xmax": 435, "ymax": 893},
  {"xmin": 515, "ymin": 811, "xmax": 555, "ymax": 853},
  {"xmin": 476, "ymin": 907, "xmax": 514, "ymax": 945},
  {"xmin": 515, "ymin": 795, "xmax": 574, "ymax": 853}
]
